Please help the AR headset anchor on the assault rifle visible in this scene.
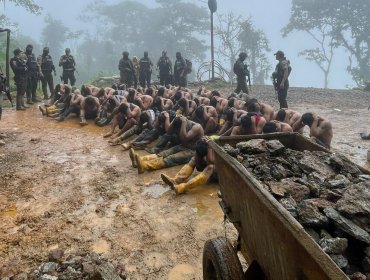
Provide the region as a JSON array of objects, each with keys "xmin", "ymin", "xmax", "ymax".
[{"xmin": 0, "ymin": 66, "xmax": 13, "ymax": 107}]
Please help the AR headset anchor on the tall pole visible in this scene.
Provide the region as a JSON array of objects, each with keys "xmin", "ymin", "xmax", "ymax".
[
  {"xmin": 208, "ymin": 0, "xmax": 217, "ymax": 80},
  {"xmin": 211, "ymin": 12, "xmax": 214, "ymax": 79}
]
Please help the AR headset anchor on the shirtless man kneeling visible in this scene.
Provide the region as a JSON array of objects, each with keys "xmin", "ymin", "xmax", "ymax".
[{"xmin": 301, "ymin": 112, "xmax": 333, "ymax": 149}]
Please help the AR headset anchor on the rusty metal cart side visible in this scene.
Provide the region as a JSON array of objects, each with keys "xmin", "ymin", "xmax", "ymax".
[{"xmin": 203, "ymin": 133, "xmax": 350, "ymax": 280}]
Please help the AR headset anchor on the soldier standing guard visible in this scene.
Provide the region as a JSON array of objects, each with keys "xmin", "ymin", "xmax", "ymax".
[
  {"xmin": 139, "ymin": 51, "xmax": 153, "ymax": 88},
  {"xmin": 118, "ymin": 51, "xmax": 135, "ymax": 88},
  {"xmin": 38, "ymin": 47, "xmax": 56, "ymax": 99},
  {"xmin": 59, "ymin": 48, "xmax": 76, "ymax": 86},
  {"xmin": 157, "ymin": 51, "xmax": 172, "ymax": 86},
  {"xmin": 10, "ymin": 49, "xmax": 28, "ymax": 110},
  {"xmin": 233, "ymin": 52, "xmax": 250, "ymax": 96},
  {"xmin": 25, "ymin": 44, "xmax": 42, "ymax": 104}
]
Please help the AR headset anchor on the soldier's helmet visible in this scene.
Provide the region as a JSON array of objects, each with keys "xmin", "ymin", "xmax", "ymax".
[
  {"xmin": 43, "ymin": 47, "xmax": 49, "ymax": 53},
  {"xmin": 123, "ymin": 51, "xmax": 129, "ymax": 58},
  {"xmin": 162, "ymin": 50, "xmax": 167, "ymax": 56},
  {"xmin": 14, "ymin": 48, "xmax": 22, "ymax": 56},
  {"xmin": 26, "ymin": 44, "xmax": 33, "ymax": 50},
  {"xmin": 65, "ymin": 48, "xmax": 71, "ymax": 54},
  {"xmin": 239, "ymin": 52, "xmax": 247, "ymax": 59},
  {"xmin": 144, "ymin": 51, "xmax": 148, "ymax": 57}
]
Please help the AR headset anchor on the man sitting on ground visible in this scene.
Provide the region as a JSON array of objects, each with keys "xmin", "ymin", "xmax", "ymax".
[
  {"xmin": 161, "ymin": 136, "xmax": 216, "ymax": 194},
  {"xmin": 301, "ymin": 112, "xmax": 333, "ymax": 149}
]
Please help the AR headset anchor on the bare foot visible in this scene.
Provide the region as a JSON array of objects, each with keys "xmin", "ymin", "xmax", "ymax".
[{"xmin": 103, "ymin": 132, "xmax": 113, "ymax": 138}]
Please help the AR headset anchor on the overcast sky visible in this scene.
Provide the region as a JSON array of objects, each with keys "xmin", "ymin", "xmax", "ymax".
[{"xmin": 2, "ymin": 0, "xmax": 355, "ymax": 88}]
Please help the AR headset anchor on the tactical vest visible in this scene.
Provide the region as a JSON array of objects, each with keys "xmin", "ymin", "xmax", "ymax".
[
  {"xmin": 174, "ymin": 58, "xmax": 185, "ymax": 72},
  {"xmin": 140, "ymin": 58, "xmax": 151, "ymax": 71},
  {"xmin": 158, "ymin": 57, "xmax": 171, "ymax": 72},
  {"xmin": 62, "ymin": 55, "xmax": 74, "ymax": 70},
  {"xmin": 120, "ymin": 59, "xmax": 132, "ymax": 72},
  {"xmin": 26, "ymin": 53, "xmax": 39, "ymax": 72},
  {"xmin": 41, "ymin": 55, "xmax": 54, "ymax": 72}
]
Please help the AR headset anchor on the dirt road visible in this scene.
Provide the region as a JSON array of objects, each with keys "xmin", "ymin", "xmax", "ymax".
[{"xmin": 0, "ymin": 85, "xmax": 369, "ymax": 279}]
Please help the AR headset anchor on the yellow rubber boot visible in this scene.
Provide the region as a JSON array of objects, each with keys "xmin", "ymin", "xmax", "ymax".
[
  {"xmin": 129, "ymin": 149, "xmax": 158, "ymax": 168},
  {"xmin": 161, "ymin": 164, "xmax": 194, "ymax": 188},
  {"xmin": 136, "ymin": 156, "xmax": 166, "ymax": 174},
  {"xmin": 174, "ymin": 172, "xmax": 209, "ymax": 194}
]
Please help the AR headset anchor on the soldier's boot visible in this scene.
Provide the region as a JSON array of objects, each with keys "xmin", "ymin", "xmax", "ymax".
[
  {"xmin": 32, "ymin": 97, "xmax": 41, "ymax": 102},
  {"xmin": 79, "ymin": 116, "xmax": 88, "ymax": 126},
  {"xmin": 173, "ymin": 172, "xmax": 209, "ymax": 195},
  {"xmin": 55, "ymin": 115, "xmax": 65, "ymax": 122},
  {"xmin": 38, "ymin": 106, "xmax": 47, "ymax": 116},
  {"xmin": 135, "ymin": 155, "xmax": 165, "ymax": 174},
  {"xmin": 16, "ymin": 96, "xmax": 25, "ymax": 111},
  {"xmin": 26, "ymin": 98, "xmax": 34, "ymax": 105},
  {"xmin": 161, "ymin": 164, "xmax": 194, "ymax": 189},
  {"xmin": 129, "ymin": 148, "xmax": 158, "ymax": 168}
]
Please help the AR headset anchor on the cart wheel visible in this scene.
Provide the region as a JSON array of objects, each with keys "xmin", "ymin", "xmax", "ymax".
[{"xmin": 202, "ymin": 237, "xmax": 243, "ymax": 280}]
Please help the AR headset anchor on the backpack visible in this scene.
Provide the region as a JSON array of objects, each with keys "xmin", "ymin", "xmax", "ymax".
[
  {"xmin": 233, "ymin": 61, "xmax": 241, "ymax": 75},
  {"xmin": 185, "ymin": 59, "xmax": 192, "ymax": 74}
]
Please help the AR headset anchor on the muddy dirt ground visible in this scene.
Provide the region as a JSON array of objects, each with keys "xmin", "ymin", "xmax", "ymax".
[{"xmin": 0, "ymin": 85, "xmax": 369, "ymax": 279}]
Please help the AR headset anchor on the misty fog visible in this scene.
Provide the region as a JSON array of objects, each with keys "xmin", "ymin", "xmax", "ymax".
[{"xmin": 0, "ymin": 0, "xmax": 363, "ymax": 88}]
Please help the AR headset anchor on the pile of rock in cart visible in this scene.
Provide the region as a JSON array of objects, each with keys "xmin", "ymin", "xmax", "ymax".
[{"xmin": 223, "ymin": 139, "xmax": 370, "ymax": 279}]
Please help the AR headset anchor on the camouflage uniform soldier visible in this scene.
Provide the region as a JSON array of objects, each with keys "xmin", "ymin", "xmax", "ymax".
[
  {"xmin": 118, "ymin": 51, "xmax": 135, "ymax": 87},
  {"xmin": 25, "ymin": 44, "xmax": 42, "ymax": 103},
  {"xmin": 272, "ymin": 50, "xmax": 291, "ymax": 109},
  {"xmin": 10, "ymin": 49, "xmax": 28, "ymax": 110},
  {"xmin": 38, "ymin": 47, "xmax": 56, "ymax": 99},
  {"xmin": 174, "ymin": 52, "xmax": 187, "ymax": 87},
  {"xmin": 59, "ymin": 48, "xmax": 76, "ymax": 86},
  {"xmin": 139, "ymin": 51, "xmax": 153, "ymax": 88},
  {"xmin": 157, "ymin": 51, "xmax": 172, "ymax": 86},
  {"xmin": 233, "ymin": 52, "xmax": 250, "ymax": 95}
]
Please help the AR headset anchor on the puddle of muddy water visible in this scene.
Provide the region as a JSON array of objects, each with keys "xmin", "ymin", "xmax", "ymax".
[
  {"xmin": 0, "ymin": 204, "xmax": 17, "ymax": 218},
  {"xmin": 142, "ymin": 184, "xmax": 170, "ymax": 199}
]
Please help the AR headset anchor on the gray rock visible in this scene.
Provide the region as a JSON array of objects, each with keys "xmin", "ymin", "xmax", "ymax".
[
  {"xmin": 270, "ymin": 164, "xmax": 288, "ymax": 180},
  {"xmin": 40, "ymin": 275, "xmax": 58, "ymax": 280},
  {"xmin": 58, "ymin": 266, "xmax": 82, "ymax": 280},
  {"xmin": 328, "ymin": 176, "xmax": 350, "ymax": 189},
  {"xmin": 365, "ymin": 247, "xmax": 370, "ymax": 257},
  {"xmin": 236, "ymin": 139, "xmax": 268, "ymax": 154},
  {"xmin": 329, "ymin": 254, "xmax": 348, "ymax": 269},
  {"xmin": 48, "ymin": 249, "xmax": 64, "ymax": 262},
  {"xmin": 363, "ymin": 257, "xmax": 370, "ymax": 272},
  {"xmin": 329, "ymin": 154, "xmax": 361, "ymax": 175},
  {"xmin": 335, "ymin": 182, "xmax": 370, "ymax": 216},
  {"xmin": 92, "ymin": 262, "xmax": 122, "ymax": 280},
  {"xmin": 324, "ymin": 208, "xmax": 370, "ymax": 244},
  {"xmin": 319, "ymin": 229, "xmax": 332, "ymax": 239},
  {"xmin": 11, "ymin": 273, "xmax": 28, "ymax": 280},
  {"xmin": 319, "ymin": 237, "xmax": 348, "ymax": 254},
  {"xmin": 266, "ymin": 140, "xmax": 285, "ymax": 155},
  {"xmin": 82, "ymin": 262, "xmax": 94, "ymax": 275},
  {"xmin": 223, "ymin": 144, "xmax": 240, "ymax": 157},
  {"xmin": 305, "ymin": 198, "xmax": 334, "ymax": 210},
  {"xmin": 297, "ymin": 200, "xmax": 329, "ymax": 227},
  {"xmin": 0, "ymin": 140, "xmax": 5, "ymax": 146},
  {"xmin": 298, "ymin": 153, "xmax": 335, "ymax": 177},
  {"xmin": 350, "ymin": 272, "xmax": 367, "ymax": 280},
  {"xmin": 320, "ymin": 189, "xmax": 343, "ymax": 203},
  {"xmin": 41, "ymin": 262, "xmax": 58, "ymax": 274},
  {"xmin": 305, "ymin": 228, "xmax": 320, "ymax": 243},
  {"xmin": 279, "ymin": 196, "xmax": 298, "ymax": 218}
]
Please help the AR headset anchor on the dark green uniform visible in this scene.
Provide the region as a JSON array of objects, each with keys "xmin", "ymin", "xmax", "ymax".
[
  {"xmin": 59, "ymin": 54, "xmax": 76, "ymax": 86},
  {"xmin": 38, "ymin": 53, "xmax": 55, "ymax": 99},
  {"xmin": 118, "ymin": 57, "xmax": 135, "ymax": 87},
  {"xmin": 26, "ymin": 52, "xmax": 39, "ymax": 102},
  {"xmin": 139, "ymin": 56, "xmax": 153, "ymax": 88},
  {"xmin": 157, "ymin": 55, "xmax": 172, "ymax": 86},
  {"xmin": 174, "ymin": 57, "xmax": 187, "ymax": 87},
  {"xmin": 10, "ymin": 55, "xmax": 28, "ymax": 110},
  {"xmin": 234, "ymin": 59, "xmax": 249, "ymax": 94}
]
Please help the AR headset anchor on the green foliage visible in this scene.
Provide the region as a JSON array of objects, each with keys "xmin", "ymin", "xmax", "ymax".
[{"xmin": 284, "ymin": 0, "xmax": 370, "ymax": 86}]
